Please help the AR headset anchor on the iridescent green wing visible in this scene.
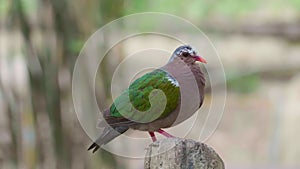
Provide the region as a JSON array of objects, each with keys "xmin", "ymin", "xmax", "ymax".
[{"xmin": 110, "ymin": 69, "xmax": 180, "ymax": 122}]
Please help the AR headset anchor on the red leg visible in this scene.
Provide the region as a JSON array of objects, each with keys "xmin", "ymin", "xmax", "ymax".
[
  {"xmin": 148, "ymin": 132, "xmax": 157, "ymax": 142},
  {"xmin": 157, "ymin": 129, "xmax": 175, "ymax": 138}
]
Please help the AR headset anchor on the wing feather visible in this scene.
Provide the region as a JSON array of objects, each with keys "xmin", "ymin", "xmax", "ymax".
[{"xmin": 107, "ymin": 69, "xmax": 180, "ymax": 126}]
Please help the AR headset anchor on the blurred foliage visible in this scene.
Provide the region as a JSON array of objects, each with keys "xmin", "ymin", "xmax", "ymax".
[
  {"xmin": 123, "ymin": 0, "xmax": 300, "ymax": 20},
  {"xmin": 212, "ymin": 0, "xmax": 259, "ymax": 17},
  {"xmin": 227, "ymin": 72, "xmax": 260, "ymax": 93},
  {"xmin": 68, "ymin": 39, "xmax": 85, "ymax": 54},
  {"xmin": 20, "ymin": 0, "xmax": 38, "ymax": 15},
  {"xmin": 290, "ymin": 0, "xmax": 300, "ymax": 10},
  {"xmin": 0, "ymin": 0, "xmax": 10, "ymax": 16},
  {"xmin": 1, "ymin": 0, "xmax": 300, "ymax": 22}
]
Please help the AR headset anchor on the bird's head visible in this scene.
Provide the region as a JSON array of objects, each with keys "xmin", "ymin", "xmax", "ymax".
[{"xmin": 169, "ymin": 45, "xmax": 207, "ymax": 64}]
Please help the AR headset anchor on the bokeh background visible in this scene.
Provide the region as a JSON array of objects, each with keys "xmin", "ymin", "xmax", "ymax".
[{"xmin": 1, "ymin": 0, "xmax": 300, "ymax": 169}]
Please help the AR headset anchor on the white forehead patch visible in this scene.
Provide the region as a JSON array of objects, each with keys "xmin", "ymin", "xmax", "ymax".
[{"xmin": 176, "ymin": 47, "xmax": 196, "ymax": 56}]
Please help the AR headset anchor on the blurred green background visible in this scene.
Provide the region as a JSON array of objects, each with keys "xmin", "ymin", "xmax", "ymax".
[{"xmin": 1, "ymin": 0, "xmax": 300, "ymax": 169}]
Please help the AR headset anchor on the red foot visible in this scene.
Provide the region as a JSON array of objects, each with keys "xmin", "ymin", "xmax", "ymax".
[
  {"xmin": 148, "ymin": 132, "xmax": 157, "ymax": 142},
  {"xmin": 157, "ymin": 129, "xmax": 175, "ymax": 138}
]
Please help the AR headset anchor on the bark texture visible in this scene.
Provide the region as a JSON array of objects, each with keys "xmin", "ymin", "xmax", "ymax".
[{"xmin": 144, "ymin": 138, "xmax": 224, "ymax": 169}]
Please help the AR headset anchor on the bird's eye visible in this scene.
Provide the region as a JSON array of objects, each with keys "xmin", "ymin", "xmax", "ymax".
[{"xmin": 182, "ymin": 52, "xmax": 189, "ymax": 57}]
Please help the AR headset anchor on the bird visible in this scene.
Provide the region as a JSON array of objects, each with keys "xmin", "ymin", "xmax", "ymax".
[{"xmin": 88, "ymin": 45, "xmax": 207, "ymax": 153}]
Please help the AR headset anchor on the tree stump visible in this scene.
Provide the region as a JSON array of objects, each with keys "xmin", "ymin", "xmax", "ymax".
[{"xmin": 144, "ymin": 138, "xmax": 224, "ymax": 169}]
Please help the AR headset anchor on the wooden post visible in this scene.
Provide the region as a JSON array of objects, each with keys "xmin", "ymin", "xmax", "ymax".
[{"xmin": 144, "ymin": 138, "xmax": 224, "ymax": 169}]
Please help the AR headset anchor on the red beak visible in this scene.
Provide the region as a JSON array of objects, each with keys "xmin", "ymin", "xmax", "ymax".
[{"xmin": 195, "ymin": 56, "xmax": 207, "ymax": 64}]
